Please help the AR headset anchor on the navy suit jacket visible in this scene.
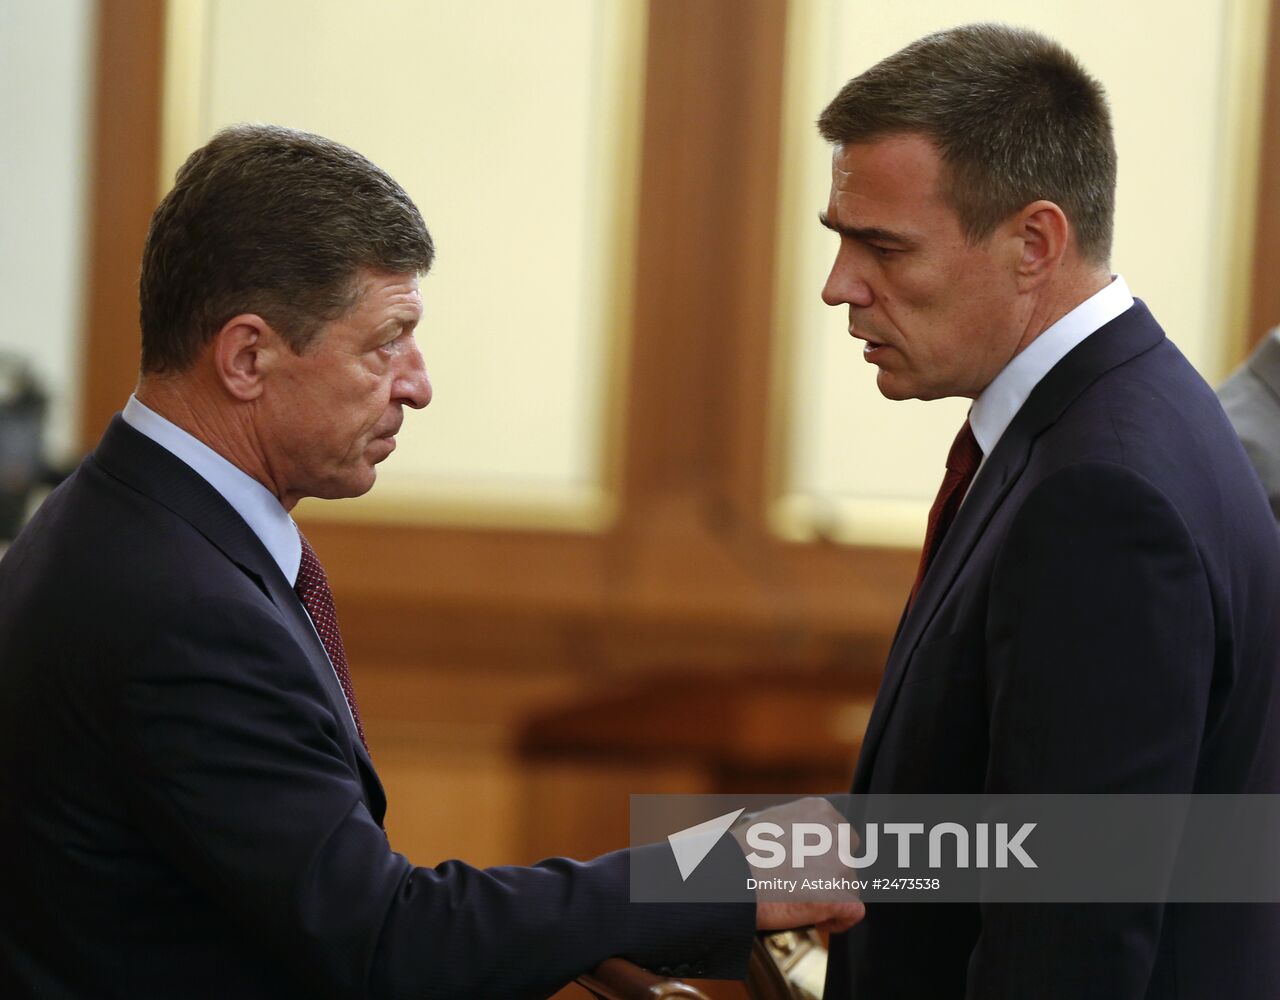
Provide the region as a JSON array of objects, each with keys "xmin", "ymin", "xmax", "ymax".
[
  {"xmin": 826, "ymin": 302, "xmax": 1280, "ymax": 998},
  {"xmin": 0, "ymin": 417, "xmax": 752, "ymax": 998}
]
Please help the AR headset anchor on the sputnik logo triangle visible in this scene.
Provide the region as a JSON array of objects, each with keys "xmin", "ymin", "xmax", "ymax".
[{"xmin": 667, "ymin": 807, "xmax": 746, "ymax": 881}]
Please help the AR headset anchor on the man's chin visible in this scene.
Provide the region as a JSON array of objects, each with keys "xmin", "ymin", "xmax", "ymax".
[
  {"xmin": 876, "ymin": 370, "xmax": 946, "ymax": 402},
  {"xmin": 312, "ymin": 469, "xmax": 377, "ymax": 502},
  {"xmin": 875, "ymin": 371, "xmax": 915, "ymax": 401},
  {"xmin": 350, "ymin": 474, "xmax": 376, "ymax": 498}
]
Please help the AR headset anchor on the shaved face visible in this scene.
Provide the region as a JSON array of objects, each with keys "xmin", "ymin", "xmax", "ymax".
[
  {"xmin": 258, "ymin": 270, "xmax": 432, "ymax": 508},
  {"xmin": 820, "ymin": 135, "xmax": 1028, "ymax": 401}
]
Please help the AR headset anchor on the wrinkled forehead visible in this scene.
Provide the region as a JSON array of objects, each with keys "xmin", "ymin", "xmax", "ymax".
[
  {"xmin": 826, "ymin": 134, "xmax": 952, "ymax": 230},
  {"xmin": 829, "ymin": 135, "xmax": 945, "ymax": 196},
  {"xmin": 349, "ymin": 269, "xmax": 423, "ymax": 315}
]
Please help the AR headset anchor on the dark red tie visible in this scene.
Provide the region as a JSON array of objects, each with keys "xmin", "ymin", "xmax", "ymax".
[
  {"xmin": 910, "ymin": 419, "xmax": 983, "ymax": 606},
  {"xmin": 295, "ymin": 531, "xmax": 368, "ymax": 752}
]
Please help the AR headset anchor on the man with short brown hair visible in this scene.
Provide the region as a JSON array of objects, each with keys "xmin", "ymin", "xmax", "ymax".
[{"xmin": 817, "ymin": 24, "xmax": 1280, "ymax": 998}]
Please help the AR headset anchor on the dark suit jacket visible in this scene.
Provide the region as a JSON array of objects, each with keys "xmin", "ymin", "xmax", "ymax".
[
  {"xmin": 0, "ymin": 417, "xmax": 752, "ymax": 999},
  {"xmin": 826, "ymin": 302, "xmax": 1280, "ymax": 999}
]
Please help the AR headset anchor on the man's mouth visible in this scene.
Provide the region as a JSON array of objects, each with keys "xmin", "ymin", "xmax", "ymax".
[
  {"xmin": 852, "ymin": 331, "xmax": 888, "ymax": 361},
  {"xmin": 370, "ymin": 426, "xmax": 400, "ymax": 458}
]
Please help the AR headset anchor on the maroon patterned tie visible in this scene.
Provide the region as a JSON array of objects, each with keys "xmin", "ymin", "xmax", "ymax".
[
  {"xmin": 295, "ymin": 531, "xmax": 368, "ymax": 752},
  {"xmin": 909, "ymin": 419, "xmax": 983, "ymax": 607}
]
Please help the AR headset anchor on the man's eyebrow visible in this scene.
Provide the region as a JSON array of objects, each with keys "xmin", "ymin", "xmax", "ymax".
[
  {"xmin": 817, "ymin": 212, "xmax": 918, "ymax": 249},
  {"xmin": 372, "ymin": 314, "xmax": 418, "ymax": 339}
]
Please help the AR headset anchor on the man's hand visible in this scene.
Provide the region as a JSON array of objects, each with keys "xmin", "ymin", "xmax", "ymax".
[
  {"xmin": 730, "ymin": 797, "xmax": 866, "ymax": 934},
  {"xmin": 756, "ymin": 898, "xmax": 864, "ymax": 935}
]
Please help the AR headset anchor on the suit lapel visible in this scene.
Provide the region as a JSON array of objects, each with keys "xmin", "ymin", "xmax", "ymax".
[
  {"xmin": 255, "ymin": 553, "xmax": 372, "ymax": 758},
  {"xmin": 257, "ymin": 561, "xmax": 386, "ymax": 818},
  {"xmin": 854, "ymin": 302, "xmax": 1166, "ymax": 789},
  {"xmin": 92, "ymin": 417, "xmax": 377, "ymax": 792}
]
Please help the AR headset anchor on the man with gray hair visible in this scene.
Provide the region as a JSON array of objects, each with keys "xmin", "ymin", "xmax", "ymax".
[
  {"xmin": 816, "ymin": 23, "xmax": 1280, "ymax": 998},
  {"xmin": 0, "ymin": 124, "xmax": 861, "ymax": 998}
]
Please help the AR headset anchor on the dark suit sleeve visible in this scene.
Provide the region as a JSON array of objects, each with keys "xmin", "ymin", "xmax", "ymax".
[
  {"xmin": 111, "ymin": 595, "xmax": 753, "ymax": 999},
  {"xmin": 969, "ymin": 462, "xmax": 1215, "ymax": 998}
]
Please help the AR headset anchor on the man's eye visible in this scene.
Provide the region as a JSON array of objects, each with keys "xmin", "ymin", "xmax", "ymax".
[{"xmin": 872, "ymin": 245, "xmax": 899, "ymax": 258}]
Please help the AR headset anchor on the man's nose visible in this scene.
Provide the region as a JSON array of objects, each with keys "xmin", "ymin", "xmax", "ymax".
[
  {"xmin": 822, "ymin": 248, "xmax": 874, "ymax": 309},
  {"xmin": 396, "ymin": 338, "xmax": 432, "ymax": 409}
]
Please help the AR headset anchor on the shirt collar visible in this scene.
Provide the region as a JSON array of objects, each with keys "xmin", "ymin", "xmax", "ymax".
[
  {"xmin": 122, "ymin": 395, "xmax": 302, "ymax": 584},
  {"xmin": 969, "ymin": 274, "xmax": 1134, "ymax": 458}
]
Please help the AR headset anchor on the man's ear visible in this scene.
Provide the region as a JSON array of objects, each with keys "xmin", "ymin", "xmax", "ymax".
[
  {"xmin": 1014, "ymin": 200, "xmax": 1070, "ymax": 287},
  {"xmin": 211, "ymin": 314, "xmax": 277, "ymax": 401}
]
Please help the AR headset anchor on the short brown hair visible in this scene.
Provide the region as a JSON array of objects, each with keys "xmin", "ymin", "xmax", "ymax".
[
  {"xmin": 818, "ymin": 23, "xmax": 1116, "ymax": 264},
  {"xmin": 139, "ymin": 124, "xmax": 434, "ymax": 373}
]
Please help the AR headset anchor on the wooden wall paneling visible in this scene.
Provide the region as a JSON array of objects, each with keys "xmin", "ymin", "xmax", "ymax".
[
  {"xmin": 1249, "ymin": 0, "xmax": 1280, "ymax": 345},
  {"xmin": 620, "ymin": 0, "xmax": 786, "ymax": 515},
  {"xmin": 519, "ymin": 761, "xmax": 713, "ymax": 864},
  {"xmin": 80, "ymin": 0, "xmax": 165, "ymax": 449},
  {"xmin": 608, "ymin": 0, "xmax": 795, "ymax": 620}
]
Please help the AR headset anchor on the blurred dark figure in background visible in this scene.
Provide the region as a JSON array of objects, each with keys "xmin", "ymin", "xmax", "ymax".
[
  {"xmin": 1219, "ymin": 326, "xmax": 1280, "ymax": 522},
  {"xmin": 0, "ymin": 355, "xmax": 48, "ymax": 540}
]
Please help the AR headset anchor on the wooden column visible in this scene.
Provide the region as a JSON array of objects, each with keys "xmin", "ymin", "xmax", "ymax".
[
  {"xmin": 1248, "ymin": 0, "xmax": 1280, "ymax": 345},
  {"xmin": 622, "ymin": 0, "xmax": 787, "ymax": 521},
  {"xmin": 80, "ymin": 0, "xmax": 165, "ymax": 447}
]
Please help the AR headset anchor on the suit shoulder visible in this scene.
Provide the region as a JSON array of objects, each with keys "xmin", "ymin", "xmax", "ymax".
[
  {"xmin": 8, "ymin": 457, "xmax": 265, "ymax": 604},
  {"xmin": 1034, "ymin": 344, "xmax": 1262, "ymax": 513},
  {"xmin": 1005, "ymin": 461, "xmax": 1195, "ymax": 546},
  {"xmin": 0, "ymin": 459, "xmax": 279, "ymax": 684}
]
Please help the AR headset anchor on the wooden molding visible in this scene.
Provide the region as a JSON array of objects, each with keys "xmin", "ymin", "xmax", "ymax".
[
  {"xmin": 1249, "ymin": 0, "xmax": 1280, "ymax": 346},
  {"xmin": 81, "ymin": 0, "xmax": 165, "ymax": 449},
  {"xmin": 621, "ymin": 0, "xmax": 788, "ymax": 527}
]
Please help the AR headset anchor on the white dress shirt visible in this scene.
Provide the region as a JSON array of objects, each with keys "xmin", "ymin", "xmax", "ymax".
[
  {"xmin": 122, "ymin": 394, "xmax": 302, "ymax": 584},
  {"xmin": 121, "ymin": 395, "xmax": 360, "ymax": 733},
  {"xmin": 969, "ymin": 275, "xmax": 1135, "ymax": 469}
]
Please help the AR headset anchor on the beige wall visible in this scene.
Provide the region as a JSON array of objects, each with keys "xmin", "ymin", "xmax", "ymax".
[
  {"xmin": 163, "ymin": 0, "xmax": 648, "ymax": 531},
  {"xmin": 0, "ymin": 0, "xmax": 95, "ymax": 465}
]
